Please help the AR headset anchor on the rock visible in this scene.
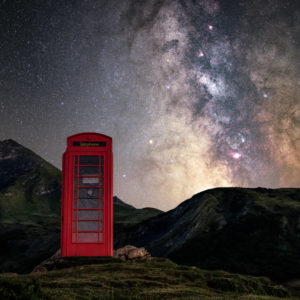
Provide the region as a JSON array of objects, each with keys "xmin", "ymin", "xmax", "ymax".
[
  {"xmin": 114, "ymin": 245, "xmax": 151, "ymax": 261},
  {"xmin": 127, "ymin": 248, "xmax": 149, "ymax": 260},
  {"xmin": 115, "ymin": 245, "xmax": 136, "ymax": 256}
]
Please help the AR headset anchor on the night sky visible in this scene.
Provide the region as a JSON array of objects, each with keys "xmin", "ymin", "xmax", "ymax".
[{"xmin": 1, "ymin": 0, "xmax": 299, "ymax": 210}]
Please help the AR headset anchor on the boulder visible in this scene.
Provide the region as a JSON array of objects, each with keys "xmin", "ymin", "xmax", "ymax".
[{"xmin": 114, "ymin": 245, "xmax": 151, "ymax": 261}]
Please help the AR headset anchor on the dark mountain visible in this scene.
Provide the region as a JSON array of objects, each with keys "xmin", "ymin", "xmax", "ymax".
[
  {"xmin": 115, "ymin": 187, "xmax": 300, "ymax": 281},
  {"xmin": 0, "ymin": 139, "xmax": 61, "ymax": 223},
  {"xmin": 0, "ymin": 139, "xmax": 61, "ymax": 273},
  {"xmin": 0, "ymin": 139, "xmax": 161, "ymax": 273}
]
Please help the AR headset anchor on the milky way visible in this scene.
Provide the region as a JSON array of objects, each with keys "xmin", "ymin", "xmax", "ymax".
[{"xmin": 0, "ymin": 0, "xmax": 299, "ymax": 209}]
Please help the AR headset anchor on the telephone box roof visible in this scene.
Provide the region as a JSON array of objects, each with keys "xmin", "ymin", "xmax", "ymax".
[{"xmin": 67, "ymin": 132, "xmax": 112, "ymax": 141}]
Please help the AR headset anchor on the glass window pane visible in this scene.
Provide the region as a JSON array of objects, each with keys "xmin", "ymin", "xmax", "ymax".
[
  {"xmin": 74, "ymin": 166, "xmax": 78, "ymax": 175},
  {"xmin": 99, "ymin": 232, "xmax": 103, "ymax": 242},
  {"xmin": 100, "ymin": 156, "xmax": 104, "ymax": 165},
  {"xmin": 78, "ymin": 198, "xmax": 99, "ymax": 209},
  {"xmin": 78, "ymin": 232, "xmax": 98, "ymax": 243},
  {"xmin": 79, "ymin": 166, "xmax": 99, "ymax": 176},
  {"xmin": 74, "ymin": 188, "xmax": 77, "ymax": 197},
  {"xmin": 79, "ymin": 188, "xmax": 99, "ymax": 199},
  {"xmin": 80, "ymin": 177, "xmax": 99, "ymax": 186},
  {"xmin": 100, "ymin": 210, "xmax": 103, "ymax": 219},
  {"xmin": 78, "ymin": 221, "xmax": 98, "ymax": 231},
  {"xmin": 79, "ymin": 156, "xmax": 99, "ymax": 165},
  {"xmin": 100, "ymin": 199, "xmax": 103, "ymax": 209},
  {"xmin": 73, "ymin": 221, "xmax": 76, "ymax": 231},
  {"xmin": 73, "ymin": 199, "xmax": 77, "ymax": 209},
  {"xmin": 74, "ymin": 156, "xmax": 78, "ymax": 164},
  {"xmin": 78, "ymin": 210, "xmax": 99, "ymax": 220},
  {"xmin": 100, "ymin": 166, "xmax": 104, "ymax": 176},
  {"xmin": 73, "ymin": 210, "xmax": 77, "ymax": 219},
  {"xmin": 100, "ymin": 221, "xmax": 103, "ymax": 231}
]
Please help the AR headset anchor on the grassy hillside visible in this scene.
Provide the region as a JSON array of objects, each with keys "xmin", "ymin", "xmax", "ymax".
[
  {"xmin": 0, "ymin": 258, "xmax": 295, "ymax": 300},
  {"xmin": 115, "ymin": 187, "xmax": 300, "ymax": 281}
]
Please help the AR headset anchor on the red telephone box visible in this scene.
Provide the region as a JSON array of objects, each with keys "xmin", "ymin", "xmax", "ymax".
[{"xmin": 61, "ymin": 132, "xmax": 113, "ymax": 257}]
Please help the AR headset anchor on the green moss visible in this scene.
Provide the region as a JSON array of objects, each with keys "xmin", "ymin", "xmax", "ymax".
[{"xmin": 0, "ymin": 275, "xmax": 48, "ymax": 300}]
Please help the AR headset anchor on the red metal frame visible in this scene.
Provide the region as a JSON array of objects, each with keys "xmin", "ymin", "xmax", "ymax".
[{"xmin": 61, "ymin": 132, "xmax": 113, "ymax": 257}]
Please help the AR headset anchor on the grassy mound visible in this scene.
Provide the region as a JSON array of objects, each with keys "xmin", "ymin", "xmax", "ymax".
[{"xmin": 0, "ymin": 258, "xmax": 294, "ymax": 300}]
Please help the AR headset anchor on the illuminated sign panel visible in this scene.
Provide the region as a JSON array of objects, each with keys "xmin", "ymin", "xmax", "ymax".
[{"xmin": 72, "ymin": 141, "xmax": 107, "ymax": 147}]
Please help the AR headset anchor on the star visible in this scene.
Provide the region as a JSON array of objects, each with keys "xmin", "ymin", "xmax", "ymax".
[{"xmin": 232, "ymin": 152, "xmax": 242, "ymax": 160}]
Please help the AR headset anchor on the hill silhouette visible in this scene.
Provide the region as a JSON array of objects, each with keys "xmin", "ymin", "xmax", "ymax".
[{"xmin": 115, "ymin": 187, "xmax": 300, "ymax": 281}]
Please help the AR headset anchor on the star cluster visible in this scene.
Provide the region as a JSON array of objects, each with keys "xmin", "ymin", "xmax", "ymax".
[{"xmin": 0, "ymin": 0, "xmax": 299, "ymax": 210}]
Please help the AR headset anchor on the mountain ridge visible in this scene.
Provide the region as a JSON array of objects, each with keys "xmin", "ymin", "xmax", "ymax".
[{"xmin": 115, "ymin": 186, "xmax": 300, "ymax": 280}]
